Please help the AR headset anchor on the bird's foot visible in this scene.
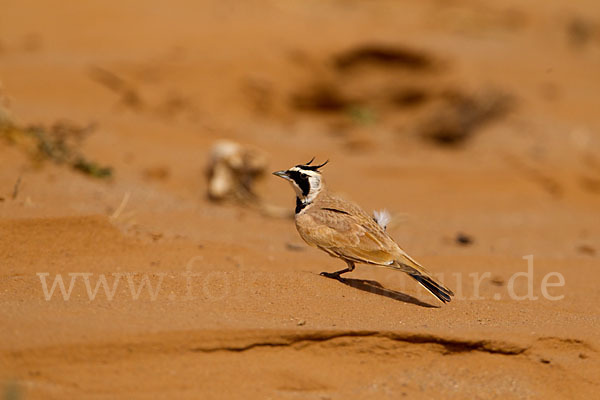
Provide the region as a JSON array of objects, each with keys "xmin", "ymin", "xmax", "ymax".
[{"xmin": 320, "ymin": 271, "xmax": 344, "ymax": 280}]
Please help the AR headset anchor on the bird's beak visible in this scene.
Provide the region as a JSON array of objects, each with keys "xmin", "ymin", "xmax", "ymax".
[{"xmin": 272, "ymin": 170, "xmax": 290, "ymax": 180}]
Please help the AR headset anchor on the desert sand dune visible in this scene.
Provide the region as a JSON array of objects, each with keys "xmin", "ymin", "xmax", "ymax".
[{"xmin": 1, "ymin": 0, "xmax": 599, "ymax": 398}]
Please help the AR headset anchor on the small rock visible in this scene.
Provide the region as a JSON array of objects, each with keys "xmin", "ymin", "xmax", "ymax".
[
  {"xmin": 456, "ymin": 232, "xmax": 473, "ymax": 246},
  {"xmin": 490, "ymin": 276, "xmax": 505, "ymax": 286},
  {"xmin": 577, "ymin": 244, "xmax": 596, "ymax": 256},
  {"xmin": 286, "ymin": 243, "xmax": 305, "ymax": 252}
]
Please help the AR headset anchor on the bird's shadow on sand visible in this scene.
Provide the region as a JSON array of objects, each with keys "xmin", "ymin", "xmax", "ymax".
[{"xmin": 325, "ymin": 276, "xmax": 439, "ymax": 308}]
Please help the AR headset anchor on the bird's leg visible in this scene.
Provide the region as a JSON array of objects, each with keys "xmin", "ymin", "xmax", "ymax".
[{"xmin": 320, "ymin": 260, "xmax": 355, "ymax": 280}]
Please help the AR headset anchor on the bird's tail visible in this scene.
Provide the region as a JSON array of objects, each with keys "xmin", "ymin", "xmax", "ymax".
[
  {"xmin": 389, "ymin": 253, "xmax": 454, "ymax": 303},
  {"xmin": 408, "ymin": 274, "xmax": 453, "ymax": 303}
]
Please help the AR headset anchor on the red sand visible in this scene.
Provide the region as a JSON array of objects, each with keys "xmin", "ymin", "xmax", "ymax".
[{"xmin": 1, "ymin": 0, "xmax": 599, "ymax": 398}]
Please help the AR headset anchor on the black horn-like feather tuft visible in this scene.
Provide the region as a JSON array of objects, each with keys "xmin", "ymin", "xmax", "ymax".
[{"xmin": 296, "ymin": 159, "xmax": 329, "ymax": 171}]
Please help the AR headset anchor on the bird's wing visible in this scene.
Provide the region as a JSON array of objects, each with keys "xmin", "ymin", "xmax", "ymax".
[
  {"xmin": 300, "ymin": 197, "xmax": 454, "ymax": 302},
  {"xmin": 299, "ymin": 206, "xmax": 399, "ymax": 265}
]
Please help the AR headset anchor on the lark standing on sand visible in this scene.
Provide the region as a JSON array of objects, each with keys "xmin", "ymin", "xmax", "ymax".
[{"xmin": 273, "ymin": 159, "xmax": 454, "ymax": 303}]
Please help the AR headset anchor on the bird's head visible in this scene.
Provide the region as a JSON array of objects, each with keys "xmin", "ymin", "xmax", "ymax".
[{"xmin": 273, "ymin": 158, "xmax": 328, "ymax": 203}]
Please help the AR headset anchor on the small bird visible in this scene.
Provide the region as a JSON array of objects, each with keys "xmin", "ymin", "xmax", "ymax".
[{"xmin": 273, "ymin": 158, "xmax": 454, "ymax": 303}]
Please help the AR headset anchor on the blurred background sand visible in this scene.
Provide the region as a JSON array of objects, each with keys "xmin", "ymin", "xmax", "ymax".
[{"xmin": 1, "ymin": 0, "xmax": 599, "ymax": 398}]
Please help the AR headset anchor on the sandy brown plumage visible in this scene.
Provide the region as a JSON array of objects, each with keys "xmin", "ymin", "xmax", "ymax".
[
  {"xmin": 274, "ymin": 160, "xmax": 454, "ymax": 303},
  {"xmin": 297, "ymin": 193, "xmax": 453, "ymax": 303}
]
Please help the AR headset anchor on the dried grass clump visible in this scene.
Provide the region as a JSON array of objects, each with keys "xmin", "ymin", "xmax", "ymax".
[{"xmin": 0, "ymin": 85, "xmax": 112, "ymax": 178}]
